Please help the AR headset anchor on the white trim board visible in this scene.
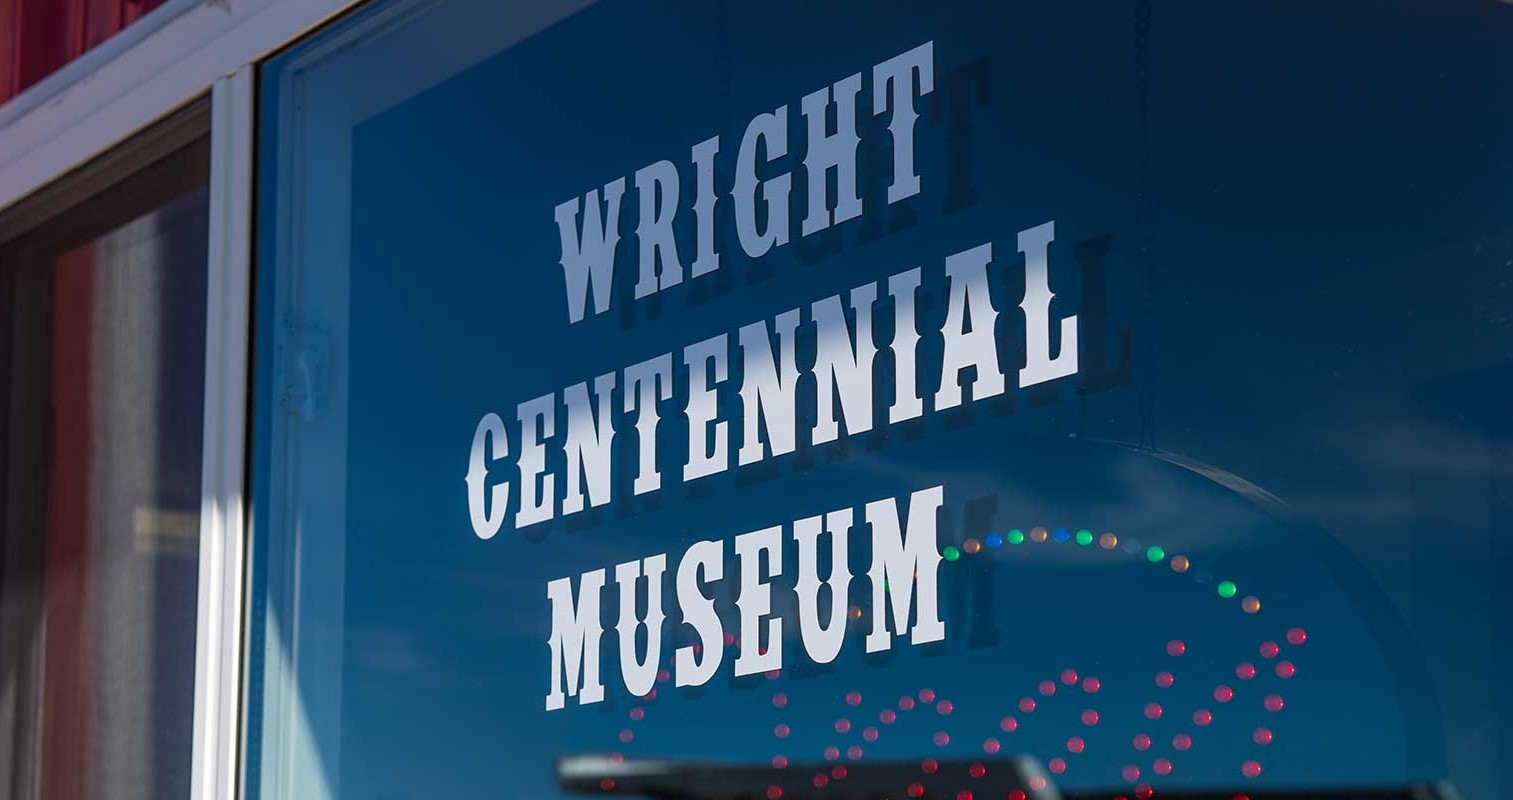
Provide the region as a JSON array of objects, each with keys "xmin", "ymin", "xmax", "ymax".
[{"xmin": 0, "ymin": 0, "xmax": 362, "ymax": 215}]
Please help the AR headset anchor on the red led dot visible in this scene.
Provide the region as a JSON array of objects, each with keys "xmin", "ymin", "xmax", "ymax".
[
  {"xmin": 1020, "ymin": 697, "xmax": 1037, "ymax": 713},
  {"xmin": 919, "ymin": 688, "xmax": 937, "ymax": 703},
  {"xmin": 847, "ymin": 745, "xmax": 863, "ymax": 761},
  {"xmin": 1083, "ymin": 677, "xmax": 1102, "ymax": 693},
  {"xmin": 1236, "ymin": 663, "xmax": 1256, "ymax": 680},
  {"xmin": 1122, "ymin": 765, "xmax": 1141, "ymax": 782},
  {"xmin": 984, "ymin": 738, "xmax": 1002, "ymax": 754},
  {"xmin": 1135, "ymin": 785, "xmax": 1154, "ymax": 800},
  {"xmin": 1144, "ymin": 703, "xmax": 1163, "ymax": 720},
  {"xmin": 1260, "ymin": 642, "xmax": 1280, "ymax": 659},
  {"xmin": 1167, "ymin": 640, "xmax": 1186, "ymax": 657},
  {"xmin": 772, "ymin": 694, "xmax": 788, "ymax": 708},
  {"xmin": 1173, "ymin": 734, "xmax": 1192, "ymax": 751},
  {"xmin": 1049, "ymin": 758, "xmax": 1067, "ymax": 774},
  {"xmin": 921, "ymin": 759, "xmax": 939, "ymax": 774},
  {"xmin": 831, "ymin": 766, "xmax": 847, "ymax": 780},
  {"xmin": 647, "ymin": 689, "xmax": 657, "ymax": 701},
  {"xmin": 907, "ymin": 783, "xmax": 925, "ymax": 798},
  {"xmin": 657, "ymin": 669, "xmax": 671, "ymax": 683},
  {"xmin": 863, "ymin": 727, "xmax": 879, "ymax": 742},
  {"xmin": 1233, "ymin": 796, "xmax": 1250, "ymax": 800},
  {"xmin": 846, "ymin": 691, "xmax": 862, "ymax": 706},
  {"xmin": 835, "ymin": 719, "xmax": 851, "ymax": 734},
  {"xmin": 880, "ymin": 709, "xmax": 898, "ymax": 724},
  {"xmin": 1068, "ymin": 736, "xmax": 1085, "ymax": 754},
  {"xmin": 933, "ymin": 731, "xmax": 950, "ymax": 747},
  {"xmin": 824, "ymin": 746, "xmax": 840, "ymax": 762},
  {"xmin": 1133, "ymin": 734, "xmax": 1151, "ymax": 751},
  {"xmin": 610, "ymin": 754, "xmax": 624, "ymax": 764},
  {"xmin": 1193, "ymin": 709, "xmax": 1213, "ymax": 726},
  {"xmin": 1214, "ymin": 685, "xmax": 1234, "ymax": 703},
  {"xmin": 1153, "ymin": 759, "xmax": 1172, "ymax": 776},
  {"xmin": 957, "ymin": 792, "xmax": 974, "ymax": 800},
  {"xmin": 1242, "ymin": 760, "xmax": 1262, "ymax": 779},
  {"xmin": 1253, "ymin": 727, "xmax": 1273, "ymax": 745},
  {"xmin": 619, "ymin": 729, "xmax": 634, "ymax": 743},
  {"xmin": 937, "ymin": 700, "xmax": 955, "ymax": 715},
  {"xmin": 1001, "ymin": 716, "xmax": 1019, "ymax": 733},
  {"xmin": 630, "ymin": 708, "xmax": 645, "ymax": 721},
  {"xmin": 1082, "ymin": 709, "xmax": 1101, "ymax": 726},
  {"xmin": 1030, "ymin": 777, "xmax": 1048, "ymax": 792},
  {"xmin": 1264, "ymin": 694, "xmax": 1284, "ymax": 712},
  {"xmin": 772, "ymin": 755, "xmax": 789, "ymax": 769},
  {"xmin": 1156, "ymin": 672, "xmax": 1174, "ymax": 689},
  {"xmin": 766, "ymin": 786, "xmax": 782, "ymax": 800},
  {"xmin": 813, "ymin": 773, "xmax": 829, "ymax": 788},
  {"xmin": 1276, "ymin": 661, "xmax": 1296, "ymax": 679},
  {"xmin": 1039, "ymin": 680, "xmax": 1057, "ymax": 697},
  {"xmin": 1062, "ymin": 669, "xmax": 1080, "ymax": 686},
  {"xmin": 1287, "ymin": 627, "xmax": 1307, "ymax": 646},
  {"xmin": 725, "ymin": 632, "xmax": 736, "ymax": 646},
  {"xmin": 601, "ymin": 779, "xmax": 616, "ymax": 791},
  {"xmin": 774, "ymin": 724, "xmax": 790, "ymax": 738},
  {"xmin": 970, "ymin": 763, "xmax": 987, "ymax": 779},
  {"xmin": 1010, "ymin": 791, "xmax": 1027, "ymax": 800},
  {"xmin": 899, "ymin": 696, "xmax": 916, "ymax": 711}
]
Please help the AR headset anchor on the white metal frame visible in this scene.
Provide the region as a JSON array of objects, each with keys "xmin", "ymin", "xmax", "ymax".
[{"xmin": 188, "ymin": 67, "xmax": 256, "ymax": 800}]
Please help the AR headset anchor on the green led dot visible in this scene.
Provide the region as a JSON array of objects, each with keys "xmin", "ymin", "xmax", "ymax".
[
  {"xmin": 1146, "ymin": 546, "xmax": 1166, "ymax": 563},
  {"xmin": 943, "ymin": 546, "xmax": 961, "ymax": 562},
  {"xmin": 1217, "ymin": 580, "xmax": 1238, "ymax": 598},
  {"xmin": 1008, "ymin": 529, "xmax": 1025, "ymax": 545},
  {"xmin": 1076, "ymin": 529, "xmax": 1094, "ymax": 546}
]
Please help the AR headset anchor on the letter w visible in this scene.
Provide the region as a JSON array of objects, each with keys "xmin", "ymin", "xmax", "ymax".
[{"xmin": 555, "ymin": 178, "xmax": 626, "ymax": 324}]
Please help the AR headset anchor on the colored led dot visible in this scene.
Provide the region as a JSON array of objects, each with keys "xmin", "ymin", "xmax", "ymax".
[
  {"xmin": 899, "ymin": 696, "xmax": 916, "ymax": 711},
  {"xmin": 1218, "ymin": 581, "xmax": 1238, "ymax": 598},
  {"xmin": 1077, "ymin": 529, "xmax": 1094, "ymax": 546},
  {"xmin": 1264, "ymin": 694, "xmax": 1284, "ymax": 712},
  {"xmin": 1173, "ymin": 734, "xmax": 1192, "ymax": 751},
  {"xmin": 835, "ymin": 719, "xmax": 851, "ymax": 734},
  {"xmin": 969, "ymin": 763, "xmax": 987, "ymax": 779},
  {"xmin": 846, "ymin": 691, "xmax": 862, "ymax": 706},
  {"xmin": 630, "ymin": 708, "xmax": 645, "ymax": 721},
  {"xmin": 1061, "ymin": 668, "xmax": 1080, "ymax": 685},
  {"xmin": 957, "ymin": 791, "xmax": 974, "ymax": 800},
  {"xmin": 773, "ymin": 693, "xmax": 788, "ymax": 708},
  {"xmin": 774, "ymin": 724, "xmax": 790, "ymax": 738},
  {"xmin": 1260, "ymin": 641, "xmax": 1280, "ymax": 659},
  {"xmin": 1081, "ymin": 709, "xmax": 1100, "ymax": 726},
  {"xmin": 847, "ymin": 746, "xmax": 863, "ymax": 761},
  {"xmin": 832, "ymin": 765, "xmax": 848, "ymax": 779},
  {"xmin": 1242, "ymin": 761, "xmax": 1262, "ymax": 779},
  {"xmin": 1156, "ymin": 672, "xmax": 1174, "ymax": 689},
  {"xmin": 1020, "ymin": 697, "xmax": 1037, "ymax": 713},
  {"xmin": 984, "ymin": 738, "xmax": 1002, "ymax": 754},
  {"xmin": 1194, "ymin": 567, "xmax": 1214, "ymax": 585},
  {"xmin": 1030, "ymin": 527, "xmax": 1048, "ymax": 543},
  {"xmin": 1030, "ymin": 777, "xmax": 1047, "ymax": 792},
  {"xmin": 1122, "ymin": 765, "xmax": 1142, "ymax": 782},
  {"xmin": 943, "ymin": 546, "xmax": 961, "ymax": 561},
  {"xmin": 1052, "ymin": 528, "xmax": 1070, "ymax": 543},
  {"xmin": 1194, "ymin": 709, "xmax": 1213, "ymax": 726},
  {"xmin": 1136, "ymin": 785, "xmax": 1154, "ymax": 800},
  {"xmin": 1010, "ymin": 791, "xmax": 1026, "ymax": 800},
  {"xmin": 1146, "ymin": 546, "xmax": 1166, "ymax": 563},
  {"xmin": 1287, "ymin": 627, "xmax": 1308, "ymax": 646},
  {"xmin": 619, "ymin": 729, "xmax": 634, "ymax": 742},
  {"xmin": 601, "ymin": 779, "xmax": 616, "ymax": 791},
  {"xmin": 1049, "ymin": 758, "xmax": 1067, "ymax": 774},
  {"xmin": 1171, "ymin": 555, "xmax": 1190, "ymax": 573},
  {"xmin": 1083, "ymin": 677, "xmax": 1102, "ymax": 693},
  {"xmin": 1215, "ymin": 685, "xmax": 1234, "ymax": 703},
  {"xmin": 1253, "ymin": 727, "xmax": 1273, "ymax": 745},
  {"xmin": 919, "ymin": 689, "xmax": 936, "ymax": 703},
  {"xmin": 813, "ymin": 774, "xmax": 829, "ymax": 788},
  {"xmin": 921, "ymin": 759, "xmax": 939, "ymax": 774},
  {"xmin": 880, "ymin": 709, "xmax": 897, "ymax": 724},
  {"xmin": 1242, "ymin": 596, "xmax": 1261, "ymax": 614},
  {"xmin": 1276, "ymin": 661, "xmax": 1296, "ymax": 679},
  {"xmin": 1000, "ymin": 716, "xmax": 1019, "ymax": 732},
  {"xmin": 1144, "ymin": 703, "xmax": 1163, "ymax": 720},
  {"xmin": 863, "ymin": 727, "xmax": 880, "ymax": 742},
  {"xmin": 937, "ymin": 700, "xmax": 955, "ymax": 715},
  {"xmin": 986, "ymin": 533, "xmax": 1004, "ymax": 548},
  {"xmin": 767, "ymin": 786, "xmax": 782, "ymax": 800},
  {"xmin": 772, "ymin": 755, "xmax": 788, "ymax": 769},
  {"xmin": 1100, "ymin": 532, "xmax": 1119, "ymax": 549},
  {"xmin": 1008, "ymin": 529, "xmax": 1025, "ymax": 545},
  {"xmin": 1068, "ymin": 736, "xmax": 1085, "ymax": 753},
  {"xmin": 933, "ymin": 731, "xmax": 950, "ymax": 747},
  {"xmin": 1153, "ymin": 759, "xmax": 1173, "ymax": 777},
  {"xmin": 824, "ymin": 746, "xmax": 840, "ymax": 762},
  {"xmin": 964, "ymin": 538, "xmax": 982, "ymax": 554},
  {"xmin": 1133, "ymin": 734, "xmax": 1151, "ymax": 751},
  {"xmin": 1039, "ymin": 680, "xmax": 1057, "ymax": 696},
  {"xmin": 1167, "ymin": 640, "xmax": 1187, "ymax": 657},
  {"xmin": 908, "ymin": 783, "xmax": 925, "ymax": 798},
  {"xmin": 657, "ymin": 669, "xmax": 671, "ymax": 682},
  {"xmin": 1237, "ymin": 663, "xmax": 1256, "ymax": 680}
]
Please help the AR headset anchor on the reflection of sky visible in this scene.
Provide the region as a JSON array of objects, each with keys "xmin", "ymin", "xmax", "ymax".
[{"xmin": 253, "ymin": 0, "xmax": 1513, "ymax": 798}]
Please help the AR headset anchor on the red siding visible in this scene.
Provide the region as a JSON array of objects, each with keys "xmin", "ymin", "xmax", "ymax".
[{"xmin": 0, "ymin": 0, "xmax": 170, "ymax": 105}]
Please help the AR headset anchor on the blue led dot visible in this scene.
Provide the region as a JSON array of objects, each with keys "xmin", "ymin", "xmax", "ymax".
[
  {"xmin": 986, "ymin": 533, "xmax": 1004, "ymax": 549},
  {"xmin": 1053, "ymin": 528, "xmax": 1071, "ymax": 543}
]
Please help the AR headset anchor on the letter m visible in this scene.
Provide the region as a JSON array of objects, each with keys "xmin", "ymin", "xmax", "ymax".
[
  {"xmin": 545, "ymin": 569, "xmax": 606, "ymax": 710},
  {"xmin": 555, "ymin": 179, "xmax": 626, "ymax": 324},
  {"xmin": 865, "ymin": 485, "xmax": 946, "ymax": 652}
]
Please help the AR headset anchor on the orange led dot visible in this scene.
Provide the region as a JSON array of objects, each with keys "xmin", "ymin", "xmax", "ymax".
[
  {"xmin": 964, "ymin": 538, "xmax": 982, "ymax": 554},
  {"xmin": 1171, "ymin": 555, "xmax": 1190, "ymax": 573},
  {"xmin": 1242, "ymin": 596, "xmax": 1261, "ymax": 614},
  {"xmin": 1100, "ymin": 532, "xmax": 1119, "ymax": 549},
  {"xmin": 1031, "ymin": 527, "xmax": 1049, "ymax": 543}
]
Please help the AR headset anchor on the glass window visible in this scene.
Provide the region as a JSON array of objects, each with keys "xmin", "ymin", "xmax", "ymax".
[
  {"xmin": 0, "ymin": 118, "xmax": 209, "ymax": 800},
  {"xmin": 247, "ymin": 2, "xmax": 1513, "ymax": 799}
]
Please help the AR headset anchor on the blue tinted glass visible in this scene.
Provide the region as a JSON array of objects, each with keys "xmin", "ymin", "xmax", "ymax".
[{"xmin": 247, "ymin": 2, "xmax": 1513, "ymax": 799}]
